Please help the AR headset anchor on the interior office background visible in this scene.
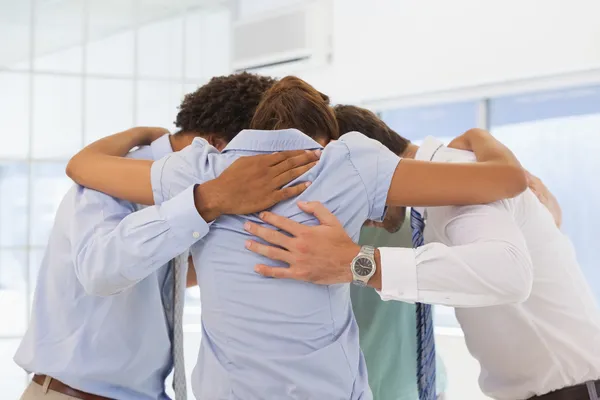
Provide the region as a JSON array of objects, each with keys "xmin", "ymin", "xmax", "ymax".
[{"xmin": 0, "ymin": 0, "xmax": 599, "ymax": 398}]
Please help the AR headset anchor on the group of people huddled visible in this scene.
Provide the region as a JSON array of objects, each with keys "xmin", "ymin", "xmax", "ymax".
[{"xmin": 15, "ymin": 73, "xmax": 600, "ymax": 400}]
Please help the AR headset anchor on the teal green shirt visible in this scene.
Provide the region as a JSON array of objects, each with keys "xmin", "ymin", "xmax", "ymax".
[{"xmin": 352, "ymin": 225, "xmax": 447, "ymax": 400}]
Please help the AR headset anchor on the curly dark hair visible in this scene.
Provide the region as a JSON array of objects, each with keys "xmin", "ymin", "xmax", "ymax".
[
  {"xmin": 175, "ymin": 72, "xmax": 277, "ymax": 141},
  {"xmin": 334, "ymin": 105, "xmax": 410, "ymax": 156}
]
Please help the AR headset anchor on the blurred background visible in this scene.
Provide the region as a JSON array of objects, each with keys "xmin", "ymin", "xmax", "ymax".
[{"xmin": 0, "ymin": 0, "xmax": 599, "ymax": 398}]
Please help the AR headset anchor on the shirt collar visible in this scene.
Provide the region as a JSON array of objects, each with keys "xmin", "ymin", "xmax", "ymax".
[
  {"xmin": 150, "ymin": 133, "xmax": 174, "ymax": 160},
  {"xmin": 222, "ymin": 128, "xmax": 323, "ymax": 153},
  {"xmin": 415, "ymin": 136, "xmax": 445, "ymax": 162}
]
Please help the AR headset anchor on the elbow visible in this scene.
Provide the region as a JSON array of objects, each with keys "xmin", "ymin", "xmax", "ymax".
[
  {"xmin": 65, "ymin": 158, "xmax": 76, "ymax": 180},
  {"xmin": 498, "ymin": 247, "xmax": 534, "ymax": 304},
  {"xmin": 66, "ymin": 154, "xmax": 83, "ymax": 183},
  {"xmin": 504, "ymin": 270, "xmax": 533, "ymax": 304},
  {"xmin": 74, "ymin": 254, "xmax": 125, "ymax": 297},
  {"xmin": 504, "ymin": 166, "xmax": 528, "ymax": 198},
  {"xmin": 79, "ymin": 277, "xmax": 121, "ymax": 297}
]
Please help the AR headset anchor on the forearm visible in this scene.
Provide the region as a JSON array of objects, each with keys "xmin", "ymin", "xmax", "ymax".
[
  {"xmin": 73, "ymin": 186, "xmax": 208, "ymax": 295},
  {"xmin": 465, "ymin": 129, "xmax": 527, "ymax": 196},
  {"xmin": 373, "ymin": 241, "xmax": 533, "ymax": 306},
  {"xmin": 372, "ymin": 204, "xmax": 533, "ymax": 306}
]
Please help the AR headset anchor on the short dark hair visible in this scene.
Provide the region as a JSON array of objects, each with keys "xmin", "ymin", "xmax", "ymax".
[
  {"xmin": 334, "ymin": 105, "xmax": 410, "ymax": 156},
  {"xmin": 175, "ymin": 72, "xmax": 277, "ymax": 141},
  {"xmin": 250, "ymin": 76, "xmax": 339, "ymax": 142}
]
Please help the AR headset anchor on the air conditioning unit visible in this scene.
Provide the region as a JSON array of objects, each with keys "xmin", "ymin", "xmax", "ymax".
[{"xmin": 232, "ymin": 0, "xmax": 332, "ymax": 74}]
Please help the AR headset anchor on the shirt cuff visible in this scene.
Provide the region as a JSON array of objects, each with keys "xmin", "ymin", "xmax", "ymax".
[
  {"xmin": 159, "ymin": 184, "xmax": 211, "ymax": 243},
  {"xmin": 371, "ymin": 151, "xmax": 401, "ymax": 222},
  {"xmin": 377, "ymin": 247, "xmax": 419, "ymax": 302}
]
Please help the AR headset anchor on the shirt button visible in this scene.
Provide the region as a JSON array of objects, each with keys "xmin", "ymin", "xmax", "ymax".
[{"xmin": 192, "ymin": 232, "xmax": 200, "ymax": 239}]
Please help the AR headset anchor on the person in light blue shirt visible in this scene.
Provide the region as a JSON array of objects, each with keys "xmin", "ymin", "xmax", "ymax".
[
  {"xmin": 68, "ymin": 76, "xmax": 528, "ymax": 399},
  {"xmin": 15, "ymin": 73, "xmax": 320, "ymax": 400}
]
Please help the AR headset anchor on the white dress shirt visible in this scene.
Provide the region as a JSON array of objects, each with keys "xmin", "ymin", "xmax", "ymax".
[{"xmin": 377, "ymin": 137, "xmax": 600, "ymax": 399}]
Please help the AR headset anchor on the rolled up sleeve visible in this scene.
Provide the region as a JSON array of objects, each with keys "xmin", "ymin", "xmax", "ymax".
[{"xmin": 151, "ymin": 137, "xmax": 219, "ymax": 205}]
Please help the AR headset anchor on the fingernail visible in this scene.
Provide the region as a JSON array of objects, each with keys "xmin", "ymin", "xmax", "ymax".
[
  {"xmin": 259, "ymin": 212, "xmax": 266, "ymax": 219},
  {"xmin": 305, "ymin": 182, "xmax": 311, "ymax": 187},
  {"xmin": 245, "ymin": 240, "xmax": 251, "ymax": 249},
  {"xmin": 244, "ymin": 222, "xmax": 251, "ymax": 231},
  {"xmin": 298, "ymin": 201, "xmax": 308, "ymax": 206},
  {"xmin": 314, "ymin": 149, "xmax": 322, "ymax": 157}
]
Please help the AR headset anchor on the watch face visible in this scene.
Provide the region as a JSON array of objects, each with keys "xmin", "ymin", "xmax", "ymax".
[{"xmin": 354, "ymin": 257, "xmax": 373, "ymax": 276}]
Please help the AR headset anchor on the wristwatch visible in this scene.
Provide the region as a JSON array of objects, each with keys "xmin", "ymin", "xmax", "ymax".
[{"xmin": 350, "ymin": 245, "xmax": 376, "ymax": 286}]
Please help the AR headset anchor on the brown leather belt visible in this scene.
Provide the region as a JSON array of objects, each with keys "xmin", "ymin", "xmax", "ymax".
[
  {"xmin": 32, "ymin": 375, "xmax": 113, "ymax": 400},
  {"xmin": 528, "ymin": 380, "xmax": 600, "ymax": 400}
]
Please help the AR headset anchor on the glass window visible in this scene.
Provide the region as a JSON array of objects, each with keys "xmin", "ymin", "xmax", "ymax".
[
  {"xmin": 490, "ymin": 85, "xmax": 600, "ymax": 301},
  {"xmin": 380, "ymin": 101, "xmax": 480, "ymax": 329},
  {"xmin": 32, "ymin": 75, "xmax": 83, "ymax": 159},
  {"xmin": 184, "ymin": 8, "xmax": 231, "ymax": 80},
  {"xmin": 380, "ymin": 101, "xmax": 480, "ymax": 144},
  {"xmin": 86, "ymin": 0, "xmax": 135, "ymax": 76},
  {"xmin": 85, "ymin": 78, "xmax": 134, "ymax": 144},
  {"xmin": 136, "ymin": 81, "xmax": 184, "ymax": 132},
  {"xmin": 0, "ymin": 339, "xmax": 27, "ymax": 398},
  {"xmin": 33, "ymin": 0, "xmax": 84, "ymax": 73},
  {"xmin": 137, "ymin": 16, "xmax": 183, "ymax": 79},
  {"xmin": 29, "ymin": 163, "xmax": 71, "ymax": 247},
  {"xmin": 0, "ymin": 250, "xmax": 28, "ymax": 336},
  {"xmin": 0, "ymin": 0, "xmax": 31, "ymax": 70},
  {"xmin": 86, "ymin": 31, "xmax": 135, "ymax": 77},
  {"xmin": 0, "ymin": 162, "xmax": 28, "ymax": 247},
  {"xmin": 0, "ymin": 73, "xmax": 30, "ymax": 159}
]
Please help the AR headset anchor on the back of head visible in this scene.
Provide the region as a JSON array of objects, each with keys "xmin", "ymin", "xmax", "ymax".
[
  {"xmin": 250, "ymin": 76, "xmax": 339, "ymax": 143},
  {"xmin": 334, "ymin": 105, "xmax": 410, "ymax": 156},
  {"xmin": 175, "ymin": 72, "xmax": 277, "ymax": 141}
]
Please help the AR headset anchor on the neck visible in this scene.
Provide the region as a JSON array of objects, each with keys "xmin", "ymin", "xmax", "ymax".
[
  {"xmin": 400, "ymin": 143, "xmax": 419, "ymax": 159},
  {"xmin": 169, "ymin": 131, "xmax": 198, "ymax": 152}
]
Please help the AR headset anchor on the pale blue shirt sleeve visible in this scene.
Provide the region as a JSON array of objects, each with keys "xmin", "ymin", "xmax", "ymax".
[
  {"xmin": 151, "ymin": 138, "xmax": 220, "ymax": 205},
  {"xmin": 71, "ymin": 184, "xmax": 209, "ymax": 297},
  {"xmin": 339, "ymin": 131, "xmax": 401, "ymax": 221}
]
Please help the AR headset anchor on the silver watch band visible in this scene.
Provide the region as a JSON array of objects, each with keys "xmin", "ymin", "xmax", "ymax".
[
  {"xmin": 361, "ymin": 246, "xmax": 375, "ymax": 256},
  {"xmin": 351, "ymin": 245, "xmax": 376, "ymax": 286}
]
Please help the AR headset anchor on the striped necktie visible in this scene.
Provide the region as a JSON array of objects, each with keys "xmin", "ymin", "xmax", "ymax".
[
  {"xmin": 172, "ymin": 254, "xmax": 187, "ymax": 399},
  {"xmin": 411, "ymin": 208, "xmax": 437, "ymax": 400}
]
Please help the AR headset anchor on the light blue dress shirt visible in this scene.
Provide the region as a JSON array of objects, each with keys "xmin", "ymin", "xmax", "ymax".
[
  {"xmin": 150, "ymin": 128, "xmax": 401, "ymax": 400},
  {"xmin": 15, "ymin": 135, "xmax": 209, "ymax": 400}
]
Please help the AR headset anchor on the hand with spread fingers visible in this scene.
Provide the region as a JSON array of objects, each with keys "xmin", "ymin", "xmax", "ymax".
[
  {"xmin": 195, "ymin": 150, "xmax": 322, "ymax": 222},
  {"xmin": 243, "ymin": 201, "xmax": 361, "ymax": 285}
]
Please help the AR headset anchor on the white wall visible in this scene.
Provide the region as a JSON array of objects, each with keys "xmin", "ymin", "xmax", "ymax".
[{"xmin": 298, "ymin": 0, "xmax": 600, "ymax": 104}]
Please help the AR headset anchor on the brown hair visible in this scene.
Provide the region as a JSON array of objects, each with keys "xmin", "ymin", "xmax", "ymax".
[
  {"xmin": 250, "ymin": 76, "xmax": 339, "ymax": 142},
  {"xmin": 334, "ymin": 105, "xmax": 410, "ymax": 156}
]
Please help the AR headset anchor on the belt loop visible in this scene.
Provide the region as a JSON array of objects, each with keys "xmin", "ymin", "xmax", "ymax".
[
  {"xmin": 42, "ymin": 376, "xmax": 52, "ymax": 394},
  {"xmin": 587, "ymin": 381, "xmax": 599, "ymax": 400}
]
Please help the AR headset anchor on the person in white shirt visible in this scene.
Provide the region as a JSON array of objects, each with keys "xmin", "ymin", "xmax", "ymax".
[{"xmin": 243, "ymin": 105, "xmax": 600, "ymax": 400}]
